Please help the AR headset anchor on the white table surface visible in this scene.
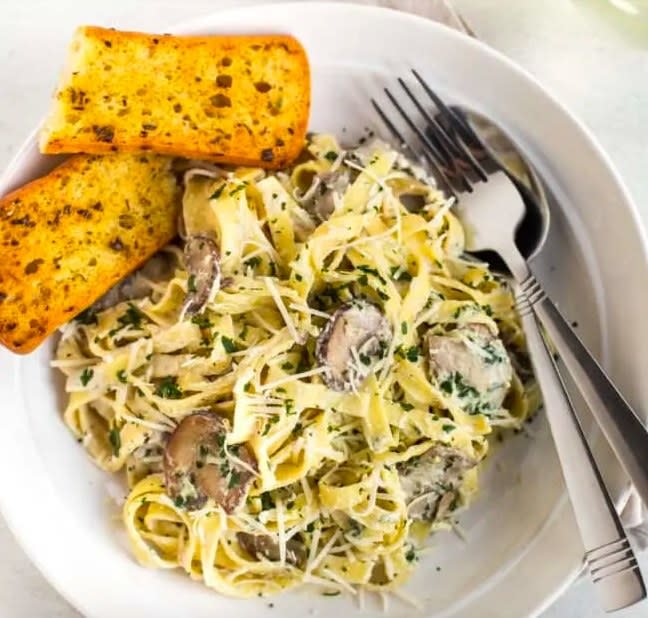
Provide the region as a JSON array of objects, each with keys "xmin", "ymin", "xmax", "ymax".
[{"xmin": 0, "ymin": 0, "xmax": 647, "ymax": 616}]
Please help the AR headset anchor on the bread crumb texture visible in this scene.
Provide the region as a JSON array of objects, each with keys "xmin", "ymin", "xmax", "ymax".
[
  {"xmin": 0, "ymin": 153, "xmax": 180, "ymax": 353},
  {"xmin": 40, "ymin": 27, "xmax": 310, "ymax": 168}
]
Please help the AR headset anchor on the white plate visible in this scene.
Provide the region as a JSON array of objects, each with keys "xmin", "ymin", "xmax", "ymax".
[{"xmin": 1, "ymin": 3, "xmax": 647, "ymax": 617}]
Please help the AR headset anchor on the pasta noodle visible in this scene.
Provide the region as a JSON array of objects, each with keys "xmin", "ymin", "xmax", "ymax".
[{"xmin": 54, "ymin": 134, "xmax": 540, "ymax": 598}]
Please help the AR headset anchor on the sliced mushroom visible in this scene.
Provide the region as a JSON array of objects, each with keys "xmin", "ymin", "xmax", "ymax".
[
  {"xmin": 316, "ymin": 300, "xmax": 391, "ymax": 392},
  {"xmin": 397, "ymin": 192, "xmax": 427, "ymax": 213},
  {"xmin": 297, "ymin": 170, "xmax": 349, "ymax": 222},
  {"xmin": 426, "ymin": 323, "xmax": 513, "ymax": 413},
  {"xmin": 182, "ymin": 235, "xmax": 221, "ymax": 316},
  {"xmin": 398, "ymin": 445, "xmax": 476, "ymax": 522},
  {"xmin": 164, "ymin": 411, "xmax": 256, "ymax": 512},
  {"xmin": 179, "ymin": 175, "xmax": 222, "ymax": 240},
  {"xmin": 90, "ymin": 250, "xmax": 178, "ymax": 313},
  {"xmin": 172, "ymin": 158, "xmax": 228, "ymax": 183},
  {"xmin": 370, "ymin": 561, "xmax": 390, "ymax": 586},
  {"xmin": 237, "ymin": 532, "xmax": 307, "ymax": 567}
]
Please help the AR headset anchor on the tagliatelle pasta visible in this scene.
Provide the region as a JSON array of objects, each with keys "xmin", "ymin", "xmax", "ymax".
[{"xmin": 54, "ymin": 134, "xmax": 540, "ymax": 599}]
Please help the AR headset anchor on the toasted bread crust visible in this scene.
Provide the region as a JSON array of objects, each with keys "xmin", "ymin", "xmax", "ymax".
[
  {"xmin": 0, "ymin": 153, "xmax": 181, "ymax": 353},
  {"xmin": 40, "ymin": 27, "xmax": 310, "ymax": 168}
]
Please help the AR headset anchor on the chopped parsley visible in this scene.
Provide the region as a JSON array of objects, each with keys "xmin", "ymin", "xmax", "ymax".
[
  {"xmin": 209, "ymin": 184, "xmax": 225, "ymax": 200},
  {"xmin": 322, "ymin": 591, "xmax": 340, "ymax": 597},
  {"xmin": 347, "ymin": 519, "xmax": 363, "ymax": 537},
  {"xmin": 187, "ymin": 274, "xmax": 197, "ymax": 293},
  {"xmin": 219, "ymin": 459, "xmax": 231, "ymax": 477},
  {"xmin": 357, "ymin": 264, "xmax": 386, "ymax": 284},
  {"xmin": 442, "ymin": 424, "xmax": 456, "ymax": 433},
  {"xmin": 405, "ymin": 547, "xmax": 418, "ymax": 562},
  {"xmin": 453, "ymin": 372, "xmax": 479, "ymax": 398},
  {"xmin": 228, "ymin": 469, "xmax": 241, "ymax": 488},
  {"xmin": 439, "ymin": 372, "xmax": 480, "ymax": 399},
  {"xmin": 155, "ymin": 376, "xmax": 183, "ymax": 399},
  {"xmin": 262, "ymin": 414, "xmax": 279, "ymax": 435},
  {"xmin": 80, "ymin": 367, "xmax": 94, "ymax": 386},
  {"xmin": 191, "ymin": 314, "xmax": 213, "ymax": 329},
  {"xmin": 75, "ymin": 307, "xmax": 98, "ymax": 325},
  {"xmin": 108, "ymin": 426, "xmax": 121, "ymax": 456},
  {"xmin": 453, "ymin": 305, "xmax": 470, "ymax": 319},
  {"xmin": 324, "ymin": 150, "xmax": 338, "ymax": 162},
  {"xmin": 483, "ymin": 342, "xmax": 504, "ymax": 365},
  {"xmin": 120, "ymin": 303, "xmax": 144, "ymax": 328},
  {"xmin": 281, "ymin": 361, "xmax": 294, "ymax": 371},
  {"xmin": 109, "ymin": 303, "xmax": 145, "ymax": 335},
  {"xmin": 399, "ymin": 401, "xmax": 415, "ymax": 411},
  {"xmin": 229, "ymin": 184, "xmax": 246, "ymax": 197},
  {"xmin": 260, "ymin": 492, "xmax": 275, "ymax": 510},
  {"xmin": 221, "ymin": 335, "xmax": 238, "ymax": 353},
  {"xmin": 401, "ymin": 322, "xmax": 408, "ymax": 335},
  {"xmin": 390, "ymin": 266, "xmax": 413, "ymax": 282},
  {"xmin": 439, "ymin": 378, "xmax": 454, "ymax": 394},
  {"xmin": 116, "ymin": 369, "xmax": 127, "ymax": 384},
  {"xmin": 244, "ymin": 256, "xmax": 261, "ymax": 268},
  {"xmin": 405, "ymin": 346, "xmax": 420, "ymax": 362}
]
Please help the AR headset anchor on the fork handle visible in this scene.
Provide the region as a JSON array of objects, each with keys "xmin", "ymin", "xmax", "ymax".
[
  {"xmin": 515, "ymin": 286, "xmax": 645, "ymax": 611},
  {"xmin": 519, "ymin": 273, "xmax": 648, "ymax": 510}
]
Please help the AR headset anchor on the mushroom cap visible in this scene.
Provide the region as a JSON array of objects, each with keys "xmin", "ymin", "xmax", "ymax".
[
  {"xmin": 296, "ymin": 168, "xmax": 350, "ymax": 223},
  {"xmin": 315, "ymin": 300, "xmax": 391, "ymax": 392},
  {"xmin": 398, "ymin": 444, "xmax": 476, "ymax": 522},
  {"xmin": 237, "ymin": 532, "xmax": 307, "ymax": 567},
  {"xmin": 182, "ymin": 235, "xmax": 221, "ymax": 316},
  {"xmin": 426, "ymin": 323, "xmax": 513, "ymax": 412},
  {"xmin": 164, "ymin": 411, "xmax": 256, "ymax": 512},
  {"xmin": 91, "ymin": 251, "xmax": 178, "ymax": 313},
  {"xmin": 311, "ymin": 172, "xmax": 349, "ymax": 222}
]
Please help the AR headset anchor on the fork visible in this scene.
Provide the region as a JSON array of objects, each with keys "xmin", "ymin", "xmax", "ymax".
[{"xmin": 371, "ymin": 71, "xmax": 646, "ymax": 612}]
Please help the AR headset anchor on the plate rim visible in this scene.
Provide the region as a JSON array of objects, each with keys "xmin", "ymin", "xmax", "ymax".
[{"xmin": 0, "ymin": 3, "xmax": 646, "ymax": 617}]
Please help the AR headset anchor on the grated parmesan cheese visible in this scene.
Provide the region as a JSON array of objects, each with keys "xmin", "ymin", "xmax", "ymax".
[
  {"xmin": 260, "ymin": 366, "xmax": 329, "ymax": 392},
  {"xmin": 307, "ymin": 530, "xmax": 341, "ymax": 574},
  {"xmin": 264, "ymin": 277, "xmax": 302, "ymax": 343}
]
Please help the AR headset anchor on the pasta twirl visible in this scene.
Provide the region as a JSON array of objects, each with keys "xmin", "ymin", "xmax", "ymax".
[{"xmin": 54, "ymin": 134, "xmax": 540, "ymax": 598}]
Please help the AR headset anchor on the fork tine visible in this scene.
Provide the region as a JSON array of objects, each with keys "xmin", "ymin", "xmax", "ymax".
[
  {"xmin": 383, "ymin": 87, "xmax": 473, "ymax": 193},
  {"xmin": 427, "ymin": 120, "xmax": 485, "ymax": 180},
  {"xmin": 397, "ymin": 78, "xmax": 463, "ymax": 164},
  {"xmin": 371, "ymin": 98, "xmax": 457, "ymax": 199},
  {"xmin": 411, "ymin": 69, "xmax": 474, "ymax": 141},
  {"xmin": 370, "ymin": 98, "xmax": 407, "ymax": 149},
  {"xmin": 398, "ymin": 77, "xmax": 486, "ymax": 181},
  {"xmin": 447, "ymin": 104, "xmax": 502, "ymax": 171},
  {"xmin": 411, "ymin": 69, "xmax": 488, "ymax": 182}
]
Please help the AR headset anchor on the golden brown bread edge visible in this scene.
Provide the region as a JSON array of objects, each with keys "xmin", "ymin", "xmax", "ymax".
[
  {"xmin": 0, "ymin": 153, "xmax": 181, "ymax": 354},
  {"xmin": 40, "ymin": 27, "xmax": 311, "ymax": 169}
]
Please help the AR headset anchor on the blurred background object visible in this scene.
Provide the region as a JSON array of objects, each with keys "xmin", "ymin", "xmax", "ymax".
[{"xmin": 577, "ymin": 0, "xmax": 648, "ymax": 43}]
